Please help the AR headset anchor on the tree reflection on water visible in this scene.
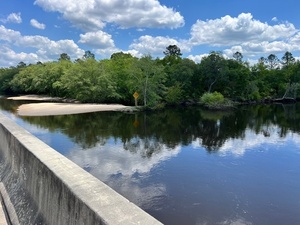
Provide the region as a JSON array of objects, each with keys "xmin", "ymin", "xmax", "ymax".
[
  {"xmin": 1, "ymin": 99, "xmax": 300, "ymax": 225},
  {"xmin": 5, "ymin": 103, "xmax": 298, "ymax": 152}
]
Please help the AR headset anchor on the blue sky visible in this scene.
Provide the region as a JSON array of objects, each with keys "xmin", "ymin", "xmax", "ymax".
[{"xmin": 1, "ymin": 0, "xmax": 300, "ymax": 67}]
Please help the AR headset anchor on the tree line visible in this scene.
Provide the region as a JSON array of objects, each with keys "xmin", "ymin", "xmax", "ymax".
[{"xmin": 0, "ymin": 46, "xmax": 299, "ymax": 106}]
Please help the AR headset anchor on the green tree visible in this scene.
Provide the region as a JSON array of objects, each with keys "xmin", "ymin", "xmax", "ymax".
[
  {"xmin": 267, "ymin": 54, "xmax": 280, "ymax": 70},
  {"xmin": 281, "ymin": 60, "xmax": 300, "ymax": 99},
  {"xmin": 0, "ymin": 67, "xmax": 20, "ymax": 94},
  {"xmin": 167, "ymin": 58, "xmax": 198, "ymax": 100},
  {"xmin": 58, "ymin": 59, "xmax": 119, "ymax": 102},
  {"xmin": 163, "ymin": 45, "xmax": 182, "ymax": 58},
  {"xmin": 233, "ymin": 51, "xmax": 243, "ymax": 63},
  {"xmin": 109, "ymin": 52, "xmax": 136, "ymax": 104},
  {"xmin": 83, "ymin": 50, "xmax": 95, "ymax": 60},
  {"xmin": 39, "ymin": 62, "xmax": 71, "ymax": 96},
  {"xmin": 58, "ymin": 53, "xmax": 71, "ymax": 61},
  {"xmin": 162, "ymin": 45, "xmax": 182, "ymax": 66},
  {"xmin": 9, "ymin": 65, "xmax": 35, "ymax": 93},
  {"xmin": 129, "ymin": 55, "xmax": 166, "ymax": 106},
  {"xmin": 17, "ymin": 61, "xmax": 27, "ymax": 68},
  {"xmin": 199, "ymin": 51, "xmax": 227, "ymax": 93},
  {"xmin": 281, "ymin": 51, "xmax": 295, "ymax": 68},
  {"xmin": 225, "ymin": 59, "xmax": 251, "ymax": 100}
]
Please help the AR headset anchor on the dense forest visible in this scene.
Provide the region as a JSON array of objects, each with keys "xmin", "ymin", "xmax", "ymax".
[{"xmin": 0, "ymin": 45, "xmax": 299, "ymax": 106}]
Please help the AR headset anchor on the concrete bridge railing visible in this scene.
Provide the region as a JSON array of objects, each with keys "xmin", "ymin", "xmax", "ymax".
[{"xmin": 0, "ymin": 113, "xmax": 162, "ymax": 225}]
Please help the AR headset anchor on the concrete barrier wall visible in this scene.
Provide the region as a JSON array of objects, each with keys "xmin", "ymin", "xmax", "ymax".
[{"xmin": 0, "ymin": 113, "xmax": 162, "ymax": 225}]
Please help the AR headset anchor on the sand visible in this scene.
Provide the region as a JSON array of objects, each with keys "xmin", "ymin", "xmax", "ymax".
[
  {"xmin": 17, "ymin": 103, "xmax": 129, "ymax": 116},
  {"xmin": 8, "ymin": 95, "xmax": 130, "ymax": 116}
]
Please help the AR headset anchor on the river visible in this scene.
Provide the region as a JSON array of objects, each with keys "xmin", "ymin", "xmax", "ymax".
[{"xmin": 0, "ymin": 98, "xmax": 300, "ymax": 225}]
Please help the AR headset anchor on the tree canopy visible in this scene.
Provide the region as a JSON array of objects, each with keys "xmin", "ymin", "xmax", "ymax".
[{"xmin": 0, "ymin": 49, "xmax": 299, "ymax": 106}]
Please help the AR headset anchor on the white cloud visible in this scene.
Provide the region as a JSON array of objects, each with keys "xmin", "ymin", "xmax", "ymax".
[
  {"xmin": 124, "ymin": 49, "xmax": 142, "ymax": 58},
  {"xmin": 129, "ymin": 35, "xmax": 190, "ymax": 57},
  {"xmin": 0, "ymin": 25, "xmax": 21, "ymax": 42},
  {"xmin": 223, "ymin": 39, "xmax": 300, "ymax": 60},
  {"xmin": 290, "ymin": 32, "xmax": 300, "ymax": 45},
  {"xmin": 78, "ymin": 31, "xmax": 119, "ymax": 57},
  {"xmin": 30, "ymin": 19, "xmax": 46, "ymax": 29},
  {"xmin": 79, "ymin": 31, "xmax": 115, "ymax": 48},
  {"xmin": 94, "ymin": 47, "xmax": 120, "ymax": 58},
  {"xmin": 34, "ymin": 0, "xmax": 184, "ymax": 31},
  {"xmin": 1, "ymin": 12, "xmax": 22, "ymax": 24},
  {"xmin": 272, "ymin": 17, "xmax": 278, "ymax": 22},
  {"xmin": 35, "ymin": 39, "xmax": 84, "ymax": 59},
  {"xmin": 190, "ymin": 13, "xmax": 298, "ymax": 46},
  {"xmin": 1, "ymin": 9, "xmax": 300, "ymax": 67},
  {"xmin": 0, "ymin": 25, "xmax": 84, "ymax": 66},
  {"xmin": 187, "ymin": 53, "xmax": 208, "ymax": 63},
  {"xmin": 0, "ymin": 46, "xmax": 39, "ymax": 67},
  {"xmin": 130, "ymin": 35, "xmax": 177, "ymax": 55},
  {"xmin": 223, "ymin": 45, "xmax": 244, "ymax": 58},
  {"xmin": 16, "ymin": 35, "xmax": 84, "ymax": 59},
  {"xmin": 187, "ymin": 13, "xmax": 300, "ymax": 60}
]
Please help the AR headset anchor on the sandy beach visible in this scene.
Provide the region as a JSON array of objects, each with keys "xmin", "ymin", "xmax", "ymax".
[
  {"xmin": 8, "ymin": 95, "xmax": 130, "ymax": 116},
  {"xmin": 17, "ymin": 103, "xmax": 129, "ymax": 116}
]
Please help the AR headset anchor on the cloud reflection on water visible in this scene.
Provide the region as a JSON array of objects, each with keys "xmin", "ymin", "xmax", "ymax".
[
  {"xmin": 67, "ymin": 138, "xmax": 181, "ymax": 209},
  {"xmin": 192, "ymin": 125, "xmax": 300, "ymax": 156}
]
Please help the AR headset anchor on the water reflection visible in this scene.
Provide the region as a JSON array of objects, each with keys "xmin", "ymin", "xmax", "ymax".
[
  {"xmin": 3, "ymin": 103, "xmax": 298, "ymax": 153},
  {"xmin": 193, "ymin": 126, "xmax": 300, "ymax": 157},
  {"xmin": 66, "ymin": 138, "xmax": 181, "ymax": 210},
  {"xmin": 67, "ymin": 138, "xmax": 181, "ymax": 177},
  {"xmin": 217, "ymin": 216, "xmax": 253, "ymax": 225},
  {"xmin": 1, "ymin": 98, "xmax": 300, "ymax": 225}
]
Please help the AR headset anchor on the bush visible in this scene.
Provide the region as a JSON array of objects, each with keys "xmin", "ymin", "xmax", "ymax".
[{"xmin": 200, "ymin": 92, "xmax": 232, "ymax": 108}]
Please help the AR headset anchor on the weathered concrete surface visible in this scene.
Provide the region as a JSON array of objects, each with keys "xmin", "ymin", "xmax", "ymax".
[
  {"xmin": 0, "ymin": 192, "xmax": 8, "ymax": 225},
  {"xmin": 0, "ymin": 113, "xmax": 163, "ymax": 225},
  {"xmin": 0, "ymin": 182, "xmax": 20, "ymax": 225}
]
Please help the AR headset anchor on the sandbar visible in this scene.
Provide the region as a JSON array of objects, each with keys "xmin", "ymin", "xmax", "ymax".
[
  {"xmin": 17, "ymin": 102, "xmax": 129, "ymax": 116},
  {"xmin": 7, "ymin": 95, "xmax": 132, "ymax": 116}
]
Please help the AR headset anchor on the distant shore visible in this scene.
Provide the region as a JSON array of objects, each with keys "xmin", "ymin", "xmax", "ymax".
[{"xmin": 7, "ymin": 95, "xmax": 131, "ymax": 116}]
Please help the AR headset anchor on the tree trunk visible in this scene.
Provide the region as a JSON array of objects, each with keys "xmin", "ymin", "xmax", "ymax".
[
  {"xmin": 144, "ymin": 75, "xmax": 149, "ymax": 106},
  {"xmin": 208, "ymin": 78, "xmax": 217, "ymax": 93}
]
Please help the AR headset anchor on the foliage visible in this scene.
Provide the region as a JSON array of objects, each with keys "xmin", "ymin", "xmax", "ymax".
[
  {"xmin": 163, "ymin": 45, "xmax": 182, "ymax": 58},
  {"xmin": 58, "ymin": 53, "xmax": 71, "ymax": 61},
  {"xmin": 0, "ymin": 67, "xmax": 20, "ymax": 94},
  {"xmin": 199, "ymin": 51, "xmax": 227, "ymax": 93},
  {"xmin": 128, "ymin": 55, "xmax": 166, "ymax": 106},
  {"xmin": 1, "ymin": 49, "xmax": 300, "ymax": 105},
  {"xmin": 165, "ymin": 83, "xmax": 183, "ymax": 105},
  {"xmin": 233, "ymin": 51, "xmax": 243, "ymax": 63},
  {"xmin": 200, "ymin": 92, "xmax": 232, "ymax": 108}
]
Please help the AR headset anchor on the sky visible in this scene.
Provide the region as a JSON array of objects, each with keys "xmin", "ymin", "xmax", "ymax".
[{"xmin": 1, "ymin": 0, "xmax": 300, "ymax": 67}]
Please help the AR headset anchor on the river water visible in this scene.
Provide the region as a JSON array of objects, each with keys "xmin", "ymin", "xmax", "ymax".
[{"xmin": 0, "ymin": 98, "xmax": 300, "ymax": 225}]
